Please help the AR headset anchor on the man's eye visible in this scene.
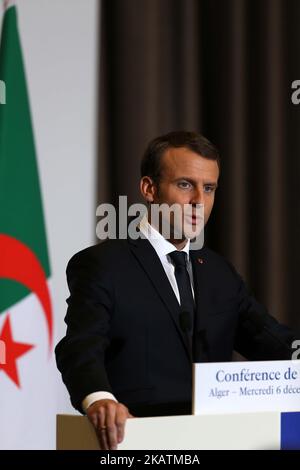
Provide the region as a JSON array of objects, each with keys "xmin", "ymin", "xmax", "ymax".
[
  {"xmin": 204, "ymin": 185, "xmax": 215, "ymax": 193},
  {"xmin": 178, "ymin": 181, "xmax": 191, "ymax": 189}
]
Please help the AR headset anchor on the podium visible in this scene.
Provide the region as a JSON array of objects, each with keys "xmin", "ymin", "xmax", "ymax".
[{"xmin": 57, "ymin": 412, "xmax": 281, "ymax": 450}]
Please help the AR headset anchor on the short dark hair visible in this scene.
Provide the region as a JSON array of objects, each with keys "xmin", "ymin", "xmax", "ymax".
[{"xmin": 140, "ymin": 131, "xmax": 220, "ymax": 183}]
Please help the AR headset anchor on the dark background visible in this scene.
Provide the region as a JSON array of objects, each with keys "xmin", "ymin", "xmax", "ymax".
[{"xmin": 97, "ymin": 0, "xmax": 300, "ymax": 331}]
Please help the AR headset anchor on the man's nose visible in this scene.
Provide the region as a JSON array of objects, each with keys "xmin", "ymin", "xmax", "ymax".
[{"xmin": 191, "ymin": 188, "xmax": 204, "ymax": 205}]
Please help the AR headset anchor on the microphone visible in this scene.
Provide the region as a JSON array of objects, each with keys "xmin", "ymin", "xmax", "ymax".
[
  {"xmin": 193, "ymin": 329, "xmax": 209, "ymax": 362},
  {"xmin": 179, "ymin": 311, "xmax": 209, "ymax": 362},
  {"xmin": 179, "ymin": 311, "xmax": 193, "ymax": 362},
  {"xmin": 179, "ymin": 310, "xmax": 192, "ymax": 334}
]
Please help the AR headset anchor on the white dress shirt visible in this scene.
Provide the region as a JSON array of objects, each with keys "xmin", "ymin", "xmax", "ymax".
[{"xmin": 82, "ymin": 216, "xmax": 194, "ymax": 412}]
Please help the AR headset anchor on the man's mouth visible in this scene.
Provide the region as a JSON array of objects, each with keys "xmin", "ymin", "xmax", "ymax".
[{"xmin": 185, "ymin": 214, "xmax": 203, "ymax": 225}]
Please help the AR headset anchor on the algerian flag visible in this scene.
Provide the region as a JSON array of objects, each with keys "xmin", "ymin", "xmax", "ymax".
[{"xmin": 0, "ymin": 2, "xmax": 56, "ymax": 449}]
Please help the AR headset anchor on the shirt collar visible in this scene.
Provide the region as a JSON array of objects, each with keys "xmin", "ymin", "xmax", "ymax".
[{"xmin": 139, "ymin": 215, "xmax": 190, "ymax": 260}]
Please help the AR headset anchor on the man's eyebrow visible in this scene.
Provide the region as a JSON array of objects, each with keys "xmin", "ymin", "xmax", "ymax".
[{"xmin": 174, "ymin": 177, "xmax": 218, "ymax": 187}]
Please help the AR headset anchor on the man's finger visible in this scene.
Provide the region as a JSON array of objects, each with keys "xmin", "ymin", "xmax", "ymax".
[
  {"xmin": 116, "ymin": 406, "xmax": 129, "ymax": 444},
  {"xmin": 106, "ymin": 403, "xmax": 118, "ymax": 450},
  {"xmin": 97, "ymin": 405, "xmax": 110, "ymax": 450},
  {"xmin": 97, "ymin": 424, "xmax": 109, "ymax": 450}
]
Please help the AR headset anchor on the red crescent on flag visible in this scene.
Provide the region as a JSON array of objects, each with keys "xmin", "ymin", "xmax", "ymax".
[{"xmin": 0, "ymin": 234, "xmax": 53, "ymax": 353}]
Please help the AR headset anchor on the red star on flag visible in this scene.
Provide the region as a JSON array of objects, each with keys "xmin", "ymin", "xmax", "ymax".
[{"xmin": 0, "ymin": 314, "xmax": 34, "ymax": 387}]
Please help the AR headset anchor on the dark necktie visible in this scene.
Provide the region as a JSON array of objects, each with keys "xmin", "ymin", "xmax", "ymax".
[{"xmin": 168, "ymin": 251, "xmax": 195, "ymax": 337}]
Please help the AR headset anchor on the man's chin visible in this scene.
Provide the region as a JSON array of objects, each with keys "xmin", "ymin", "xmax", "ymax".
[
  {"xmin": 169, "ymin": 227, "xmax": 203, "ymax": 242},
  {"xmin": 184, "ymin": 230, "xmax": 203, "ymax": 241}
]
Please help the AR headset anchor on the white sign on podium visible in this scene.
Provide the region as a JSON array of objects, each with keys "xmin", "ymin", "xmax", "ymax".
[{"xmin": 193, "ymin": 359, "xmax": 300, "ymax": 415}]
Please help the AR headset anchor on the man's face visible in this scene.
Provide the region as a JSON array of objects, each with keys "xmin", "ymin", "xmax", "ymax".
[{"xmin": 143, "ymin": 147, "xmax": 219, "ymax": 242}]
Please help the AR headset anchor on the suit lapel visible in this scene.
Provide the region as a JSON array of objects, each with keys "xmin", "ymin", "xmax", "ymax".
[{"xmin": 128, "ymin": 237, "xmax": 192, "ymax": 360}]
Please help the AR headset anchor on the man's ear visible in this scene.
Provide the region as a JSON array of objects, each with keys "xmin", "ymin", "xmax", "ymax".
[{"xmin": 140, "ymin": 176, "xmax": 157, "ymax": 203}]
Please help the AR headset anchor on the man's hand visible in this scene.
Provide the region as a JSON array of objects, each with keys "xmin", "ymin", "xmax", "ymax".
[{"xmin": 86, "ymin": 399, "xmax": 134, "ymax": 450}]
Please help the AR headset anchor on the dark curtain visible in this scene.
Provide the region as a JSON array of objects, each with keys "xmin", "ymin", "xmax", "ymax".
[{"xmin": 98, "ymin": 0, "xmax": 300, "ymax": 331}]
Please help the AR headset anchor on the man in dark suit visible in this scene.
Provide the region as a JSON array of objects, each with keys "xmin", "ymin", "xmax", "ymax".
[{"xmin": 55, "ymin": 131, "xmax": 296, "ymax": 450}]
